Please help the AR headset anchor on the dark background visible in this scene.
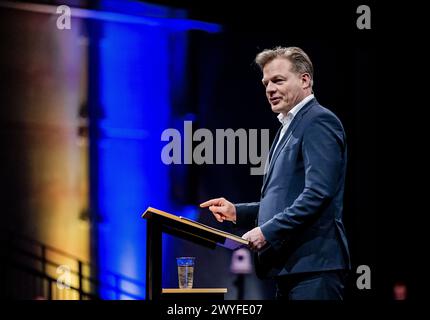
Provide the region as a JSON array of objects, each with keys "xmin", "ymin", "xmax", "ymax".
[
  {"xmin": 148, "ymin": 0, "xmax": 420, "ymax": 300},
  {"xmin": 1, "ymin": 0, "xmax": 422, "ymax": 301}
]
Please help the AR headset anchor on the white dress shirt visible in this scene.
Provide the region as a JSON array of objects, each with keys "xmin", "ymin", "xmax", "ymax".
[{"xmin": 272, "ymin": 94, "xmax": 314, "ymax": 155}]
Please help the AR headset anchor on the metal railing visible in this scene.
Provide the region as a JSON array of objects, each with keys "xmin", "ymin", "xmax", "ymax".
[{"xmin": 0, "ymin": 229, "xmax": 145, "ymax": 300}]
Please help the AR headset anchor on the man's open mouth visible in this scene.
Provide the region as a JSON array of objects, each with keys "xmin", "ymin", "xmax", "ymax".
[{"xmin": 270, "ymin": 97, "xmax": 282, "ymax": 104}]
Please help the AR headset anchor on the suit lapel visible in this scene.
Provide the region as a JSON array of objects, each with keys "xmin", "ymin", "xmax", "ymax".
[
  {"xmin": 262, "ymin": 125, "xmax": 282, "ymax": 183},
  {"xmin": 269, "ymin": 126, "xmax": 282, "ymax": 163},
  {"xmin": 261, "ymin": 99, "xmax": 316, "ymax": 194}
]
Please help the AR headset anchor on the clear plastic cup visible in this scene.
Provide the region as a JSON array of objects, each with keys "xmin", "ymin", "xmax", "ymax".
[{"xmin": 176, "ymin": 257, "xmax": 195, "ymax": 289}]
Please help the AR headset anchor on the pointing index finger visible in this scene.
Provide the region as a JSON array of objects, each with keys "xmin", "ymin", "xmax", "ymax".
[{"xmin": 200, "ymin": 198, "xmax": 222, "ymax": 207}]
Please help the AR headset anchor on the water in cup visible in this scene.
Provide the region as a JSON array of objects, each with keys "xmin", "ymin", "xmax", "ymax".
[{"xmin": 177, "ymin": 257, "xmax": 195, "ymax": 289}]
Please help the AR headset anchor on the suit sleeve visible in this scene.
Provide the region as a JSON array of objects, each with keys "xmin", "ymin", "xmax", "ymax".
[
  {"xmin": 234, "ymin": 202, "xmax": 260, "ymax": 229},
  {"xmin": 259, "ymin": 113, "xmax": 346, "ymax": 251}
]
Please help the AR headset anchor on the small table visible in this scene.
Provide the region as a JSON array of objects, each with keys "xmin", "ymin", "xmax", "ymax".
[{"xmin": 161, "ymin": 288, "xmax": 227, "ymax": 300}]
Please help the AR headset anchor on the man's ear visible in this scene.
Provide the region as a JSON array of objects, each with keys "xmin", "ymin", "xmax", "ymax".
[{"xmin": 301, "ymin": 73, "xmax": 311, "ymax": 88}]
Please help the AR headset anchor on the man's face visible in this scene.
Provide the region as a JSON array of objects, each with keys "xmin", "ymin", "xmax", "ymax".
[{"xmin": 262, "ymin": 57, "xmax": 309, "ymax": 114}]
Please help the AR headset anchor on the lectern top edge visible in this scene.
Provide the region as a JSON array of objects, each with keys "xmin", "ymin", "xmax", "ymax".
[{"xmin": 141, "ymin": 206, "xmax": 249, "ymax": 246}]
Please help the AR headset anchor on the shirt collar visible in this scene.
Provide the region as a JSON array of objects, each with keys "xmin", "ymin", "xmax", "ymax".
[{"xmin": 277, "ymin": 94, "xmax": 314, "ymax": 126}]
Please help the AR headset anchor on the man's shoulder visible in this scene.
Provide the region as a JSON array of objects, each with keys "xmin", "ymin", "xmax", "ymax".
[
  {"xmin": 301, "ymin": 103, "xmax": 345, "ymax": 138},
  {"xmin": 306, "ymin": 101, "xmax": 343, "ymax": 125}
]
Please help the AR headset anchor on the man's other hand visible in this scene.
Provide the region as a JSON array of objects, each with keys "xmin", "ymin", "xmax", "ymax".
[{"xmin": 242, "ymin": 227, "xmax": 267, "ymax": 251}]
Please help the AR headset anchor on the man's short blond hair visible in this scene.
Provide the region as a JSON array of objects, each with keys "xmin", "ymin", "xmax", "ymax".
[{"xmin": 255, "ymin": 46, "xmax": 314, "ymax": 87}]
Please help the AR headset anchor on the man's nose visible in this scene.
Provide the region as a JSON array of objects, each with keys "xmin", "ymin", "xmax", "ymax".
[{"xmin": 266, "ymin": 82, "xmax": 276, "ymax": 94}]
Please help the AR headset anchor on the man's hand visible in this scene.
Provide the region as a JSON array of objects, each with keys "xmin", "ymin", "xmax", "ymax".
[
  {"xmin": 200, "ymin": 197, "xmax": 236, "ymax": 223},
  {"xmin": 242, "ymin": 227, "xmax": 267, "ymax": 251}
]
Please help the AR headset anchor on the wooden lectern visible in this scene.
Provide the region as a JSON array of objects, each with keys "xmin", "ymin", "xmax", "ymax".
[{"xmin": 141, "ymin": 207, "xmax": 249, "ymax": 300}]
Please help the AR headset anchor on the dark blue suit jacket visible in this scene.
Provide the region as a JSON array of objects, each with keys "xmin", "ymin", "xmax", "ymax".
[{"xmin": 236, "ymin": 98, "xmax": 351, "ymax": 278}]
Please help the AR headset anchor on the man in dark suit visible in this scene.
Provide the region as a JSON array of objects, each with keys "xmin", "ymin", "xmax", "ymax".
[{"xmin": 200, "ymin": 47, "xmax": 350, "ymax": 300}]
